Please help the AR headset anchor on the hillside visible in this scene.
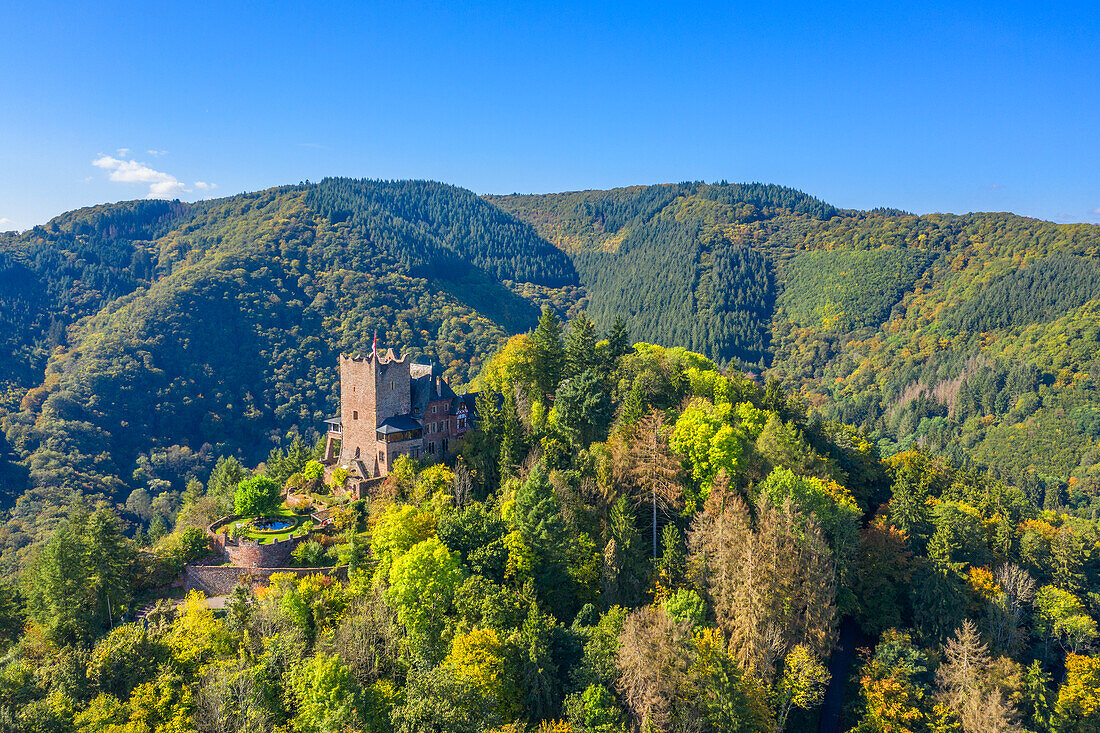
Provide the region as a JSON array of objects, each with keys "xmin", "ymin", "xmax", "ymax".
[
  {"xmin": 6, "ymin": 329, "xmax": 1100, "ymax": 733},
  {"xmin": 490, "ymin": 185, "xmax": 1100, "ymax": 515},
  {"xmin": 3, "ymin": 178, "xmax": 1100, "ymax": 568},
  {"xmin": 0, "ymin": 180, "xmax": 581, "ymax": 565},
  {"xmin": 2, "ymin": 179, "xmax": 1100, "ymax": 732}
]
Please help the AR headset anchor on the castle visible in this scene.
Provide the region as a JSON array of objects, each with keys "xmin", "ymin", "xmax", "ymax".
[{"xmin": 322, "ymin": 344, "xmax": 477, "ymax": 481}]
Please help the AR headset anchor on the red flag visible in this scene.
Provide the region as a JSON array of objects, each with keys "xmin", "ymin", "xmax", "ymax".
[{"xmin": 372, "ymin": 332, "xmax": 378, "ymax": 358}]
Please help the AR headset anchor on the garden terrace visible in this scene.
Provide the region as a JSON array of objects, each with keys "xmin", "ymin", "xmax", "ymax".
[{"xmin": 210, "ymin": 510, "xmax": 316, "ymax": 544}]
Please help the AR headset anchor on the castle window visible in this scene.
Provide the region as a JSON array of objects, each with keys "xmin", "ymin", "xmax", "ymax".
[
  {"xmin": 390, "ymin": 380, "xmax": 394, "ymax": 391},
  {"xmin": 379, "ymin": 451, "xmax": 384, "ymax": 463},
  {"xmin": 355, "ymin": 447, "xmax": 360, "ymax": 458},
  {"xmin": 353, "ymin": 410, "xmax": 358, "ymax": 420}
]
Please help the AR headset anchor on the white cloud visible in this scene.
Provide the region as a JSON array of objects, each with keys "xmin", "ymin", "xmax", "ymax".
[
  {"xmin": 116, "ymin": 147, "xmax": 131, "ymax": 157},
  {"xmin": 92, "ymin": 154, "xmax": 188, "ymax": 199},
  {"xmin": 194, "ymin": 181, "xmax": 217, "ymax": 190},
  {"xmin": 146, "ymin": 149, "xmax": 168, "ymax": 156},
  {"xmin": 0, "ymin": 217, "xmax": 13, "ymax": 228},
  {"xmin": 1091, "ymin": 206, "xmax": 1100, "ymax": 215}
]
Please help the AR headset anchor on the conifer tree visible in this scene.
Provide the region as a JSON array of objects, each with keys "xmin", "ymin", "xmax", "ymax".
[
  {"xmin": 628, "ymin": 411, "xmax": 683, "ymax": 558},
  {"xmin": 565, "ymin": 311, "xmax": 599, "ymax": 379},
  {"xmin": 531, "ymin": 306, "xmax": 564, "ymax": 397},
  {"xmin": 604, "ymin": 316, "xmax": 631, "ymax": 366}
]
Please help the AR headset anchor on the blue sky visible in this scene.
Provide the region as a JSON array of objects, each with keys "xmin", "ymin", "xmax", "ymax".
[{"xmin": 1, "ymin": 0, "xmax": 1097, "ymax": 231}]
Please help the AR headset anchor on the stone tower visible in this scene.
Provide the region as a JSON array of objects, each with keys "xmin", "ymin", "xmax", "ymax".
[{"xmin": 337, "ymin": 348, "xmax": 411, "ymax": 466}]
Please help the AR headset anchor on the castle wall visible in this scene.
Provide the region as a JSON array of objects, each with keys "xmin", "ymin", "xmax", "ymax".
[
  {"xmin": 338, "ymin": 351, "xmax": 411, "ymax": 468},
  {"xmin": 339, "ymin": 355, "xmax": 377, "ymax": 464},
  {"xmin": 185, "ymin": 565, "xmax": 348, "ymax": 595},
  {"xmin": 381, "ymin": 436, "xmax": 423, "ymax": 472},
  {"xmin": 211, "ymin": 530, "xmax": 303, "ymax": 567},
  {"xmin": 376, "ymin": 356, "xmax": 411, "ymax": 419}
]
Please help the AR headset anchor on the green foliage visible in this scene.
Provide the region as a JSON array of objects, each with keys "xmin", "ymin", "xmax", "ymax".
[
  {"xmin": 385, "ymin": 537, "xmax": 465, "ymax": 663},
  {"xmin": 662, "ymin": 588, "xmax": 706, "ymax": 628},
  {"xmin": 531, "ymin": 306, "xmax": 565, "ymax": 397},
  {"xmin": 292, "ymin": 540, "xmax": 328, "ymax": 568},
  {"xmin": 565, "ymin": 311, "xmax": 600, "ymax": 379},
  {"xmin": 288, "ymin": 652, "xmax": 364, "ymax": 733},
  {"xmin": 208, "ymin": 455, "xmax": 249, "ymax": 508},
  {"xmin": 87, "ymin": 623, "xmax": 164, "ymax": 699},
  {"xmin": 1035, "ymin": 585, "xmax": 1098, "ymax": 654},
  {"xmin": 177, "ymin": 526, "xmax": 211, "ymax": 562},
  {"xmin": 554, "ymin": 368, "xmax": 613, "ymax": 447},
  {"xmin": 23, "ymin": 505, "xmax": 135, "ymax": 645},
  {"xmin": 370, "ymin": 503, "xmax": 437, "ymax": 582},
  {"xmin": 670, "ymin": 399, "xmax": 757, "ymax": 507},
  {"xmin": 779, "ymin": 247, "xmax": 933, "ymax": 331},
  {"xmin": 234, "ymin": 475, "xmax": 282, "ymax": 516},
  {"xmin": 948, "ymin": 254, "xmax": 1100, "ymax": 333}
]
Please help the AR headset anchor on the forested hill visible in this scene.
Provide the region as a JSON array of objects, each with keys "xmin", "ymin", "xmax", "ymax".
[
  {"xmin": 0, "ymin": 179, "xmax": 583, "ymax": 566},
  {"xmin": 3, "ymin": 178, "xmax": 1100, "ymax": 568},
  {"xmin": 490, "ymin": 184, "xmax": 1100, "ymax": 517}
]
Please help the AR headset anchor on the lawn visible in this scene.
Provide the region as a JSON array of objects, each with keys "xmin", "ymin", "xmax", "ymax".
[{"xmin": 218, "ymin": 507, "xmax": 316, "ymax": 543}]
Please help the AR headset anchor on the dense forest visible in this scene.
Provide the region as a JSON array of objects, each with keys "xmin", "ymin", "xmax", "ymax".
[
  {"xmin": 0, "ymin": 181, "xmax": 577, "ymax": 569},
  {"xmin": 1, "ymin": 177, "xmax": 1099, "ymax": 565},
  {"xmin": 3, "ymin": 312, "xmax": 1100, "ymax": 732},
  {"xmin": 1, "ymin": 178, "xmax": 1100, "ymax": 730},
  {"xmin": 491, "ymin": 184, "xmax": 1100, "ymax": 519}
]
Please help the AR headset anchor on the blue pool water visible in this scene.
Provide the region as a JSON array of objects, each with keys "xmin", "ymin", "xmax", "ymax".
[{"xmin": 253, "ymin": 518, "xmax": 293, "ymax": 531}]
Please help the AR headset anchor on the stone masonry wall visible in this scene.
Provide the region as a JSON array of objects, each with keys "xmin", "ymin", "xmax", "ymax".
[
  {"xmin": 223, "ymin": 535, "xmax": 300, "ymax": 567},
  {"xmin": 208, "ymin": 515, "xmax": 304, "ymax": 567},
  {"xmin": 376, "ymin": 355, "xmax": 411, "ymax": 419},
  {"xmin": 339, "ymin": 355, "xmax": 377, "ymax": 464},
  {"xmin": 184, "ymin": 565, "xmax": 348, "ymax": 595}
]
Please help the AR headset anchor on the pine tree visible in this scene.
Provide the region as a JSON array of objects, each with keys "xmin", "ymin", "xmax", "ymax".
[
  {"xmin": 628, "ymin": 412, "xmax": 683, "ymax": 558},
  {"xmin": 565, "ymin": 311, "xmax": 599, "ymax": 379},
  {"xmin": 936, "ymin": 620, "xmax": 1021, "ymax": 732},
  {"xmin": 655, "ymin": 524, "xmax": 685, "ymax": 595},
  {"xmin": 605, "ymin": 316, "xmax": 631, "ymax": 366},
  {"xmin": 531, "ymin": 306, "xmax": 564, "ymax": 397}
]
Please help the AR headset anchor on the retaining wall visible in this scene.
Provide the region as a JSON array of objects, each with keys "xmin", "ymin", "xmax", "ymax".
[
  {"xmin": 184, "ymin": 565, "xmax": 348, "ymax": 595},
  {"xmin": 208, "ymin": 514, "xmax": 310, "ymax": 567}
]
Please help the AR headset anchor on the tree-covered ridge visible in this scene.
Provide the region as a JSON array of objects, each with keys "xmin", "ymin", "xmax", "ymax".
[
  {"xmin": 486, "ymin": 181, "xmax": 838, "ymax": 252},
  {"xmin": 572, "ymin": 221, "xmax": 774, "ymax": 366},
  {"xmin": 492, "ymin": 186, "xmax": 1100, "ymax": 514},
  {"xmin": 4, "ymin": 322, "xmax": 1100, "ymax": 732},
  {"xmin": 305, "ymin": 178, "xmax": 578, "ymax": 287},
  {"xmin": 0, "ymin": 182, "xmax": 586, "ymax": 566},
  {"xmin": 767, "ymin": 214, "xmax": 1100, "ymax": 515},
  {"xmin": 0, "ymin": 199, "xmax": 193, "ymax": 410},
  {"xmin": 777, "ymin": 247, "xmax": 934, "ymax": 331},
  {"xmin": 944, "ymin": 253, "xmax": 1100, "ymax": 333}
]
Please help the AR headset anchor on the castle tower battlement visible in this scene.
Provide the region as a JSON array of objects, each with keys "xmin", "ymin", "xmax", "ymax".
[
  {"xmin": 324, "ymin": 340, "xmax": 479, "ymax": 485},
  {"xmin": 338, "ymin": 349, "xmax": 411, "ymax": 466}
]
